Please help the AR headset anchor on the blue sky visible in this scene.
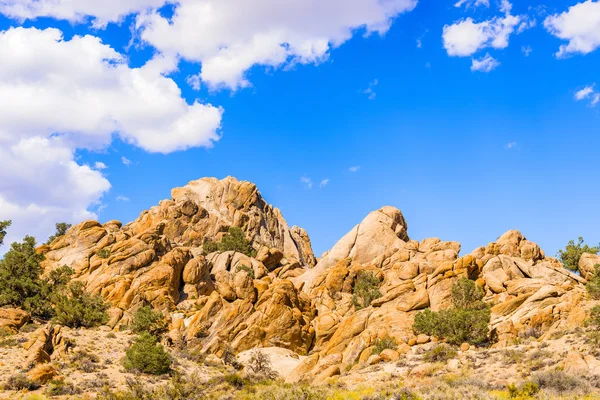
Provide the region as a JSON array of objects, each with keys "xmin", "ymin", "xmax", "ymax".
[{"xmin": 0, "ymin": 0, "xmax": 599, "ymax": 258}]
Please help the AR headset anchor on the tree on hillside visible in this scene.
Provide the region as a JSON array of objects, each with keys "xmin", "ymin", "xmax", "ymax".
[
  {"xmin": 0, "ymin": 220, "xmax": 10, "ymax": 247},
  {"xmin": 558, "ymin": 237, "xmax": 600, "ymax": 272},
  {"xmin": 0, "ymin": 235, "xmax": 48, "ymax": 315},
  {"xmin": 46, "ymin": 222, "xmax": 72, "ymax": 245}
]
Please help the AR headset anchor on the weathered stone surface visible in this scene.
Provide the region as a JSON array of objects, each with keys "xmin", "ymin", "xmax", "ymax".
[
  {"xmin": 580, "ymin": 253, "xmax": 600, "ymax": 281},
  {"xmin": 0, "ymin": 308, "xmax": 30, "ymax": 333}
]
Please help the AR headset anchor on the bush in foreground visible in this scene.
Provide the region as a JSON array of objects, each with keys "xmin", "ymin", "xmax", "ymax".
[
  {"xmin": 53, "ymin": 281, "xmax": 108, "ymax": 328},
  {"xmin": 131, "ymin": 305, "xmax": 168, "ymax": 338},
  {"xmin": 124, "ymin": 332, "xmax": 171, "ymax": 375}
]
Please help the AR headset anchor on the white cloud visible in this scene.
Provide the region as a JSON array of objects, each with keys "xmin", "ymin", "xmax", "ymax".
[
  {"xmin": 505, "ymin": 141, "xmax": 517, "ymax": 149},
  {"xmin": 186, "ymin": 74, "xmax": 201, "ymax": 91},
  {"xmin": 362, "ymin": 79, "xmax": 378, "ymax": 100},
  {"xmin": 116, "ymin": 196, "xmax": 130, "ymax": 202},
  {"xmin": 94, "ymin": 161, "xmax": 108, "ymax": 170},
  {"xmin": 454, "ymin": 0, "xmax": 489, "ymax": 9},
  {"xmin": 0, "ymin": 0, "xmax": 166, "ymax": 28},
  {"xmin": 443, "ymin": 14, "xmax": 520, "ymax": 57},
  {"xmin": 521, "ymin": 45, "xmax": 533, "ymax": 56},
  {"xmin": 121, "ymin": 157, "xmax": 133, "ymax": 166},
  {"xmin": 0, "ymin": 26, "xmax": 222, "ymax": 247},
  {"xmin": 544, "ymin": 0, "xmax": 600, "ymax": 58},
  {"xmin": 319, "ymin": 179, "xmax": 329, "ymax": 188},
  {"xmin": 300, "ymin": 176, "xmax": 313, "ymax": 189},
  {"xmin": 575, "ymin": 84, "xmax": 600, "ymax": 107},
  {"xmin": 416, "ymin": 39, "xmax": 422, "ymax": 48},
  {"xmin": 471, "ymin": 53, "xmax": 500, "ymax": 72},
  {"xmin": 135, "ymin": 0, "xmax": 418, "ymax": 90},
  {"xmin": 349, "ymin": 166, "xmax": 361, "ymax": 172}
]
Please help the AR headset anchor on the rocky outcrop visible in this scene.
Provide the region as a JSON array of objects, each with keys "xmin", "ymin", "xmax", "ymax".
[
  {"xmin": 0, "ymin": 308, "xmax": 30, "ymax": 334},
  {"xmin": 36, "ymin": 177, "xmax": 596, "ymax": 384},
  {"xmin": 579, "ymin": 253, "xmax": 600, "ymax": 281}
]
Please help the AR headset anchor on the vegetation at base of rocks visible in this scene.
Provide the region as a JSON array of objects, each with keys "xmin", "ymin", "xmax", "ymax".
[
  {"xmin": 507, "ymin": 381, "xmax": 540, "ymax": 398},
  {"xmin": 131, "ymin": 305, "xmax": 169, "ymax": 338},
  {"xmin": 422, "ymin": 344, "xmax": 458, "ymax": 363},
  {"xmin": 45, "ymin": 222, "xmax": 72, "ymax": 245},
  {"xmin": 123, "ymin": 332, "xmax": 172, "ymax": 375},
  {"xmin": 70, "ymin": 350, "xmax": 101, "ymax": 372},
  {"xmin": 586, "ymin": 305, "xmax": 600, "ymax": 328},
  {"xmin": 247, "ymin": 349, "xmax": 278, "ymax": 379},
  {"xmin": 3, "ymin": 373, "xmax": 40, "ymax": 391},
  {"xmin": 97, "ymin": 249, "xmax": 111, "ymax": 259},
  {"xmin": 236, "ymin": 265, "xmax": 255, "ymax": 279},
  {"xmin": 44, "ymin": 379, "xmax": 82, "ymax": 396},
  {"xmin": 586, "ymin": 265, "xmax": 600, "ymax": 300},
  {"xmin": 557, "ymin": 237, "xmax": 599, "ymax": 272},
  {"xmin": 413, "ymin": 278, "xmax": 491, "ymax": 345},
  {"xmin": 53, "ymin": 280, "xmax": 109, "ymax": 328},
  {"xmin": 222, "ymin": 346, "xmax": 243, "ymax": 370},
  {"xmin": 0, "ymin": 220, "xmax": 10, "ymax": 247},
  {"xmin": 203, "ymin": 227, "xmax": 257, "ymax": 257},
  {"xmin": 532, "ymin": 369, "xmax": 589, "ymax": 394},
  {"xmin": 352, "ymin": 271, "xmax": 382, "ymax": 310},
  {"xmin": 372, "ymin": 336, "xmax": 398, "ymax": 355}
]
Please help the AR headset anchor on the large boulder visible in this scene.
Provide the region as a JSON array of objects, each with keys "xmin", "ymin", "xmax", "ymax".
[{"xmin": 580, "ymin": 253, "xmax": 600, "ymax": 281}]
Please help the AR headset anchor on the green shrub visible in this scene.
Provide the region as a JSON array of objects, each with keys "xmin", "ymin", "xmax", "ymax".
[
  {"xmin": 123, "ymin": 332, "xmax": 171, "ymax": 375},
  {"xmin": 53, "ymin": 281, "xmax": 108, "ymax": 328},
  {"xmin": 0, "ymin": 220, "xmax": 10, "ymax": 247},
  {"xmin": 45, "ymin": 379, "xmax": 82, "ymax": 396},
  {"xmin": 131, "ymin": 306, "xmax": 168, "ymax": 338},
  {"xmin": 422, "ymin": 344, "xmax": 458, "ymax": 363},
  {"xmin": 507, "ymin": 381, "xmax": 540, "ymax": 398},
  {"xmin": 3, "ymin": 373, "xmax": 40, "ymax": 391},
  {"xmin": 236, "ymin": 265, "xmax": 255, "ymax": 279},
  {"xmin": 414, "ymin": 278, "xmax": 491, "ymax": 345},
  {"xmin": 203, "ymin": 240, "xmax": 218, "ymax": 255},
  {"xmin": 533, "ymin": 370, "xmax": 587, "ymax": 393},
  {"xmin": 97, "ymin": 249, "xmax": 111, "ymax": 259},
  {"xmin": 224, "ymin": 373, "xmax": 247, "ymax": 389},
  {"xmin": 558, "ymin": 237, "xmax": 599, "ymax": 272},
  {"xmin": 247, "ymin": 349, "xmax": 278, "ymax": 379},
  {"xmin": 587, "ymin": 305, "xmax": 600, "ymax": 328},
  {"xmin": 372, "ymin": 336, "xmax": 398, "ymax": 355},
  {"xmin": 46, "ymin": 222, "xmax": 72, "ymax": 245},
  {"xmin": 352, "ymin": 271, "xmax": 382, "ymax": 310},
  {"xmin": 218, "ymin": 227, "xmax": 256, "ymax": 257},
  {"xmin": 586, "ymin": 265, "xmax": 600, "ymax": 300}
]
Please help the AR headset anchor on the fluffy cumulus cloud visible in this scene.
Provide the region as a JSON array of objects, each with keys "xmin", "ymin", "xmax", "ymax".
[
  {"xmin": 443, "ymin": 13, "xmax": 520, "ymax": 57},
  {"xmin": 544, "ymin": 0, "xmax": 600, "ymax": 58},
  {"xmin": 454, "ymin": 0, "xmax": 489, "ymax": 9},
  {"xmin": 0, "ymin": 26, "xmax": 222, "ymax": 247},
  {"xmin": 135, "ymin": 0, "xmax": 418, "ymax": 90},
  {"xmin": 0, "ymin": 0, "xmax": 166, "ymax": 27},
  {"xmin": 471, "ymin": 53, "xmax": 500, "ymax": 72}
]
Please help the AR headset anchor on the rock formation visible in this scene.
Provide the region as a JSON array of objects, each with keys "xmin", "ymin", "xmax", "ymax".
[{"xmin": 35, "ymin": 176, "xmax": 595, "ymax": 383}]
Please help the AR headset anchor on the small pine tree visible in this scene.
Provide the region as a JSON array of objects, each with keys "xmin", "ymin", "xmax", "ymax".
[
  {"xmin": 131, "ymin": 306, "xmax": 168, "ymax": 338},
  {"xmin": 124, "ymin": 332, "xmax": 171, "ymax": 375},
  {"xmin": 586, "ymin": 265, "xmax": 600, "ymax": 300},
  {"xmin": 53, "ymin": 281, "xmax": 108, "ymax": 328},
  {"xmin": 558, "ymin": 237, "xmax": 600, "ymax": 272},
  {"xmin": 352, "ymin": 271, "xmax": 382, "ymax": 309},
  {"xmin": 0, "ymin": 220, "xmax": 10, "ymax": 247},
  {"xmin": 217, "ymin": 227, "xmax": 256, "ymax": 257},
  {"xmin": 46, "ymin": 222, "xmax": 72, "ymax": 245}
]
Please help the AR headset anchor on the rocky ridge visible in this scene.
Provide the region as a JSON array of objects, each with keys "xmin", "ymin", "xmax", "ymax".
[{"xmin": 31, "ymin": 176, "xmax": 597, "ymax": 384}]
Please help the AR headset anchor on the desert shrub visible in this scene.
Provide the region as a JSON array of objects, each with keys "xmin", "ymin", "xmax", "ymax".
[
  {"xmin": 45, "ymin": 379, "xmax": 82, "ymax": 396},
  {"xmin": 131, "ymin": 306, "xmax": 168, "ymax": 338},
  {"xmin": 123, "ymin": 332, "xmax": 171, "ymax": 375},
  {"xmin": 223, "ymin": 346, "xmax": 243, "ymax": 370},
  {"xmin": 0, "ymin": 220, "xmax": 10, "ymax": 247},
  {"xmin": 3, "ymin": 373, "xmax": 40, "ymax": 391},
  {"xmin": 218, "ymin": 227, "xmax": 256, "ymax": 257},
  {"xmin": 558, "ymin": 237, "xmax": 599, "ymax": 272},
  {"xmin": 203, "ymin": 239, "xmax": 218, "ymax": 254},
  {"xmin": 53, "ymin": 281, "xmax": 108, "ymax": 328},
  {"xmin": 352, "ymin": 271, "xmax": 382, "ymax": 310},
  {"xmin": 372, "ymin": 336, "xmax": 398, "ymax": 355},
  {"xmin": 247, "ymin": 349, "xmax": 278, "ymax": 379},
  {"xmin": 502, "ymin": 349, "xmax": 525, "ymax": 365},
  {"xmin": 71, "ymin": 350, "xmax": 100, "ymax": 372},
  {"xmin": 107, "ymin": 332, "xmax": 117, "ymax": 339},
  {"xmin": 225, "ymin": 373, "xmax": 247, "ymax": 389},
  {"xmin": 0, "ymin": 337, "xmax": 18, "ymax": 347},
  {"xmin": 46, "ymin": 222, "xmax": 72, "ymax": 245},
  {"xmin": 97, "ymin": 249, "xmax": 111, "ymax": 259},
  {"xmin": 586, "ymin": 265, "xmax": 600, "ymax": 300},
  {"xmin": 507, "ymin": 381, "xmax": 540, "ymax": 398},
  {"xmin": 533, "ymin": 370, "xmax": 587, "ymax": 393},
  {"xmin": 236, "ymin": 265, "xmax": 255, "ymax": 279},
  {"xmin": 423, "ymin": 344, "xmax": 457, "ymax": 363},
  {"xmin": 587, "ymin": 305, "xmax": 600, "ymax": 328},
  {"xmin": 414, "ymin": 278, "xmax": 490, "ymax": 345}
]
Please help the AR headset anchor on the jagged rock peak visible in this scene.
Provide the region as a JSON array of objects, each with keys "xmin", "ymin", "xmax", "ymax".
[{"xmin": 125, "ymin": 176, "xmax": 316, "ymax": 267}]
